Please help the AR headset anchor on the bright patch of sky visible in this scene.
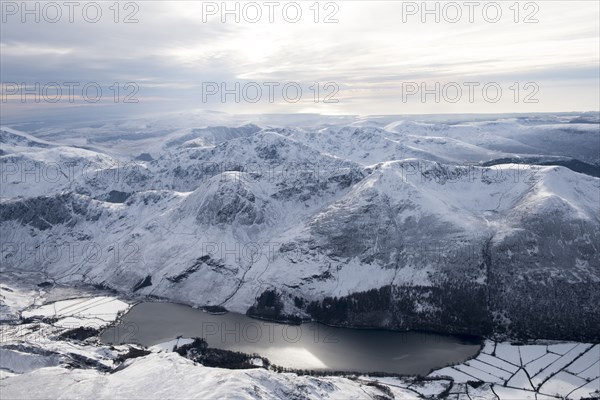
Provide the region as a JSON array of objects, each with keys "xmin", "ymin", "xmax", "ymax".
[{"xmin": 1, "ymin": 1, "xmax": 598, "ymax": 120}]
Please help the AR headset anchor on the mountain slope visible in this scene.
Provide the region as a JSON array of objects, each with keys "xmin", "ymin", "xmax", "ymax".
[{"xmin": 1, "ymin": 114, "xmax": 599, "ymax": 341}]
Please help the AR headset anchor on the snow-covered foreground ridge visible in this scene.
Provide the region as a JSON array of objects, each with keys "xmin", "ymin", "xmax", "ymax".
[
  {"xmin": 1, "ymin": 113, "xmax": 599, "ymax": 342},
  {"xmin": 0, "ymin": 283, "xmax": 598, "ymax": 400}
]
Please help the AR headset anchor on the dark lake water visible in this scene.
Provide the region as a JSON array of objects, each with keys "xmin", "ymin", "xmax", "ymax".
[{"xmin": 101, "ymin": 302, "xmax": 481, "ymax": 375}]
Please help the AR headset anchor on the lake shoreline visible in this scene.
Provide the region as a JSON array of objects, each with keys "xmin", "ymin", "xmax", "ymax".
[{"xmin": 101, "ymin": 301, "xmax": 483, "ymax": 375}]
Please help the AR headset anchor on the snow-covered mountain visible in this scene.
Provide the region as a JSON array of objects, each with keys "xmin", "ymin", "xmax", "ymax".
[{"xmin": 1, "ymin": 113, "xmax": 599, "ymax": 341}]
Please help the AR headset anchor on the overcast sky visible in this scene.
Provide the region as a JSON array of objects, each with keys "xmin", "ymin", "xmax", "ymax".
[{"xmin": 1, "ymin": 1, "xmax": 599, "ymax": 120}]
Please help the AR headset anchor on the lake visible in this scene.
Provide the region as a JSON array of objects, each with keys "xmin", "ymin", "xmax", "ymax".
[{"xmin": 101, "ymin": 302, "xmax": 481, "ymax": 375}]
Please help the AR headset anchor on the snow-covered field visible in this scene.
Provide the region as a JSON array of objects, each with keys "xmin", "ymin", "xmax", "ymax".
[
  {"xmin": 430, "ymin": 341, "xmax": 599, "ymax": 399},
  {"xmin": 1, "ymin": 282, "xmax": 598, "ymax": 399}
]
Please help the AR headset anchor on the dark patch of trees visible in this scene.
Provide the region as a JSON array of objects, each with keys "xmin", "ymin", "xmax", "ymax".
[
  {"xmin": 175, "ymin": 338, "xmax": 269, "ymax": 370},
  {"xmin": 58, "ymin": 327, "xmax": 100, "ymax": 341},
  {"xmin": 115, "ymin": 346, "xmax": 151, "ymax": 362},
  {"xmin": 247, "ymin": 289, "xmax": 283, "ymax": 319},
  {"xmin": 247, "ymin": 289, "xmax": 303, "ymax": 324},
  {"xmin": 393, "ymin": 283, "xmax": 492, "ymax": 336},
  {"xmin": 293, "ymin": 296, "xmax": 305, "ymax": 308},
  {"xmin": 306, "ymin": 286, "xmax": 392, "ymax": 325},
  {"xmin": 365, "ymin": 380, "xmax": 394, "ymax": 400}
]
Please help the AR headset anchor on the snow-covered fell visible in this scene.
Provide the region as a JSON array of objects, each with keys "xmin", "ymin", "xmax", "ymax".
[{"xmin": 1, "ymin": 113, "xmax": 599, "ymax": 342}]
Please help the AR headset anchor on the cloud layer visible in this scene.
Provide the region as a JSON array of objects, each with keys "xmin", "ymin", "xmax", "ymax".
[{"xmin": 1, "ymin": 1, "xmax": 599, "ymax": 120}]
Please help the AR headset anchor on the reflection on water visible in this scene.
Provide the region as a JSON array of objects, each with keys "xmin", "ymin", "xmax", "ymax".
[{"xmin": 101, "ymin": 302, "xmax": 481, "ymax": 374}]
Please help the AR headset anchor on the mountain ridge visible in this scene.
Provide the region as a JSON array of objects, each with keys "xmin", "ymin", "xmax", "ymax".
[{"xmin": 1, "ymin": 114, "xmax": 598, "ymax": 341}]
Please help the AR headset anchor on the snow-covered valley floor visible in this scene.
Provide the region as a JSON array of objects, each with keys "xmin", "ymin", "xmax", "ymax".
[{"xmin": 1, "ymin": 281, "xmax": 598, "ymax": 400}]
